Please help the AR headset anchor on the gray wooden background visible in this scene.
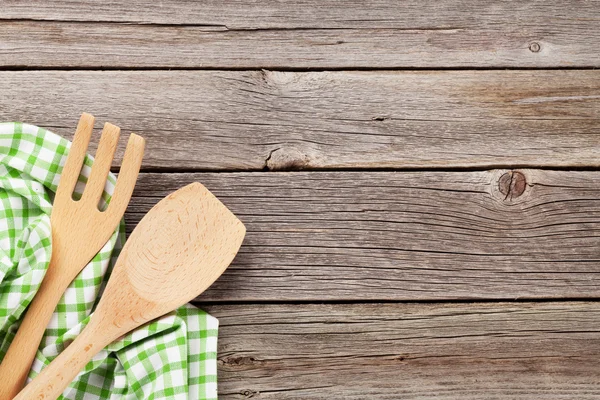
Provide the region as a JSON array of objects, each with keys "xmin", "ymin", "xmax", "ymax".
[{"xmin": 2, "ymin": 1, "xmax": 600, "ymax": 398}]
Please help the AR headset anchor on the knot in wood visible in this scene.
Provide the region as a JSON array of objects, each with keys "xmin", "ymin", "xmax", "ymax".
[
  {"xmin": 498, "ymin": 171, "xmax": 526, "ymax": 200},
  {"xmin": 529, "ymin": 42, "xmax": 541, "ymax": 53},
  {"xmin": 265, "ymin": 147, "xmax": 312, "ymax": 171},
  {"xmin": 241, "ymin": 389, "xmax": 259, "ymax": 398},
  {"xmin": 223, "ymin": 355, "xmax": 256, "ymax": 366}
]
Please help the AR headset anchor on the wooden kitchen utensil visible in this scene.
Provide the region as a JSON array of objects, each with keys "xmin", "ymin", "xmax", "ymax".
[
  {"xmin": 0, "ymin": 113, "xmax": 144, "ymax": 399},
  {"xmin": 14, "ymin": 182, "xmax": 246, "ymax": 400}
]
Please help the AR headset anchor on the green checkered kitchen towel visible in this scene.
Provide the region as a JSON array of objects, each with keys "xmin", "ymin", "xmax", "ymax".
[{"xmin": 0, "ymin": 122, "xmax": 218, "ymax": 399}]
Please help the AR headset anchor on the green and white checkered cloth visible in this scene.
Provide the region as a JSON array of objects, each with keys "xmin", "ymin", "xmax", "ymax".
[{"xmin": 0, "ymin": 122, "xmax": 218, "ymax": 399}]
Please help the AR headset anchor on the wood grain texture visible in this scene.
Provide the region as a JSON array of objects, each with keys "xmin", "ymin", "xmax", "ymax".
[
  {"xmin": 1, "ymin": 1, "xmax": 600, "ymax": 68},
  {"xmin": 208, "ymin": 302, "xmax": 600, "ymax": 399},
  {"xmin": 3, "ymin": 2, "xmax": 597, "ymax": 396},
  {"xmin": 125, "ymin": 170, "xmax": 600, "ymax": 301},
  {"xmin": 2, "ymin": 70, "xmax": 600, "ymax": 170}
]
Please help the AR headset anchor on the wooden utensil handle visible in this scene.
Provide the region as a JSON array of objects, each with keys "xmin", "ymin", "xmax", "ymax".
[
  {"xmin": 0, "ymin": 257, "xmax": 69, "ymax": 400},
  {"xmin": 13, "ymin": 319, "xmax": 107, "ymax": 400}
]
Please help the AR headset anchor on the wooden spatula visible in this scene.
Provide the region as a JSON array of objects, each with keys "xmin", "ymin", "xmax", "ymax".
[
  {"xmin": 0, "ymin": 113, "xmax": 144, "ymax": 399},
  {"xmin": 14, "ymin": 182, "xmax": 246, "ymax": 400}
]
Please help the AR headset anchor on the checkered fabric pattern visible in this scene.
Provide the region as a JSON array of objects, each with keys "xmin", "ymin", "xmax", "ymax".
[{"xmin": 0, "ymin": 122, "xmax": 218, "ymax": 399}]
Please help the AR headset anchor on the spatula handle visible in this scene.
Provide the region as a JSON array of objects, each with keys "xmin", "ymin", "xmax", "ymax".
[
  {"xmin": 0, "ymin": 258, "xmax": 69, "ymax": 400},
  {"xmin": 13, "ymin": 317, "xmax": 107, "ymax": 400}
]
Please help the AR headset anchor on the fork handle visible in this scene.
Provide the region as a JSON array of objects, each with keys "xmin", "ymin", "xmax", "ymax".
[{"xmin": 0, "ymin": 257, "xmax": 71, "ymax": 400}]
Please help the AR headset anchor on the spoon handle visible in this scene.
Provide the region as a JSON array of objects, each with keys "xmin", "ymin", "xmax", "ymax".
[{"xmin": 13, "ymin": 318, "xmax": 109, "ymax": 400}]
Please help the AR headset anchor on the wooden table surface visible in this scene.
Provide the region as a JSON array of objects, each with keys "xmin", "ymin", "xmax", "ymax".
[{"xmin": 3, "ymin": 1, "xmax": 600, "ymax": 398}]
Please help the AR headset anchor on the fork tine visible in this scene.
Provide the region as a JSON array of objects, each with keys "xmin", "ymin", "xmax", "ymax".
[
  {"xmin": 106, "ymin": 133, "xmax": 145, "ymax": 216},
  {"xmin": 55, "ymin": 113, "xmax": 94, "ymax": 203},
  {"xmin": 81, "ymin": 123, "xmax": 120, "ymax": 207}
]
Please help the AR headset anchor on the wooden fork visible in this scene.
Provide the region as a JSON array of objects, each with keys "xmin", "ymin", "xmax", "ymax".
[{"xmin": 0, "ymin": 113, "xmax": 144, "ymax": 399}]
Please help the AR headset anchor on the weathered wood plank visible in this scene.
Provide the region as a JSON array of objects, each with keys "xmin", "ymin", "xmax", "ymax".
[
  {"xmin": 126, "ymin": 170, "xmax": 600, "ymax": 301},
  {"xmin": 2, "ymin": 70, "xmax": 600, "ymax": 170},
  {"xmin": 1, "ymin": 1, "xmax": 600, "ymax": 68},
  {"xmin": 4, "ymin": 0, "xmax": 597, "ymax": 29},
  {"xmin": 207, "ymin": 302, "xmax": 600, "ymax": 399}
]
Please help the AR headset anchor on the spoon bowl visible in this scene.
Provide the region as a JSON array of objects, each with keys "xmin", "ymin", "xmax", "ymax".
[{"xmin": 99, "ymin": 181, "xmax": 246, "ymax": 337}]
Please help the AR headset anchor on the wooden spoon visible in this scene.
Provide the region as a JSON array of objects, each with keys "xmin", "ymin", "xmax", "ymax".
[{"xmin": 14, "ymin": 182, "xmax": 246, "ymax": 400}]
